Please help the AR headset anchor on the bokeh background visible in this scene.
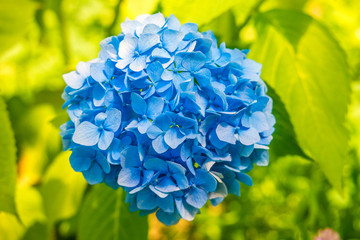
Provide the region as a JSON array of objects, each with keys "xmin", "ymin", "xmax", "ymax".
[{"xmin": 0, "ymin": 0, "xmax": 360, "ymax": 239}]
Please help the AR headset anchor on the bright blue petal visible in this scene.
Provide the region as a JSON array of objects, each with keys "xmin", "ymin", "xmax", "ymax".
[
  {"xmin": 137, "ymin": 119, "xmax": 152, "ymax": 134},
  {"xmin": 136, "ymin": 188, "xmax": 157, "ymax": 210},
  {"xmin": 120, "ymin": 146, "xmax": 141, "ymax": 168},
  {"xmin": 95, "ymin": 152, "xmax": 111, "ymax": 174},
  {"xmin": 147, "ymin": 125, "xmax": 163, "ymax": 139},
  {"xmin": 175, "ymin": 198, "xmax": 198, "ymax": 221},
  {"xmin": 147, "ymin": 61, "xmax": 164, "ymax": 82},
  {"xmin": 144, "ymin": 157, "xmax": 168, "ymax": 172},
  {"xmin": 236, "ymin": 172, "xmax": 253, "ymax": 186},
  {"xmin": 250, "ymin": 111, "xmax": 269, "ymax": 132},
  {"xmin": 83, "ymin": 162, "xmax": 104, "ymax": 185},
  {"xmin": 69, "ymin": 151, "xmax": 92, "ymax": 172},
  {"xmin": 181, "ymin": 52, "xmax": 206, "ymax": 72},
  {"xmin": 147, "ymin": 96, "xmax": 164, "ymax": 120},
  {"xmin": 131, "ymin": 92, "xmax": 147, "ymax": 115}
]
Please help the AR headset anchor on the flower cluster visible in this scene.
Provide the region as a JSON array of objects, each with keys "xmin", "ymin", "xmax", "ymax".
[{"xmin": 61, "ymin": 13, "xmax": 275, "ymax": 225}]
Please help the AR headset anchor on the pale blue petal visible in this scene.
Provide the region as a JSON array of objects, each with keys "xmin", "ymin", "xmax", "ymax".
[
  {"xmin": 137, "ymin": 119, "xmax": 152, "ymax": 134},
  {"xmin": 138, "ymin": 34, "xmax": 160, "ymax": 53},
  {"xmin": 162, "ymin": 29, "xmax": 184, "ymax": 52},
  {"xmin": 147, "ymin": 96, "xmax": 164, "ymax": 120},
  {"xmin": 181, "ymin": 52, "xmax": 206, "ymax": 72},
  {"xmin": 147, "ymin": 125, "xmax": 163, "ymax": 139},
  {"xmin": 238, "ymin": 127, "xmax": 260, "ymax": 146},
  {"xmin": 118, "ymin": 36, "xmax": 137, "ymax": 59},
  {"xmin": 155, "ymin": 177, "xmax": 179, "ymax": 193},
  {"xmin": 63, "ymin": 71, "xmax": 84, "ymax": 89},
  {"xmin": 152, "ymin": 135, "xmax": 169, "ymax": 154},
  {"xmin": 72, "ymin": 121, "xmax": 100, "ymax": 146},
  {"xmin": 98, "ymin": 130, "xmax": 114, "ymax": 150},
  {"xmin": 103, "ymin": 108, "xmax": 122, "ymax": 132},
  {"xmin": 250, "ymin": 111, "xmax": 269, "ymax": 132},
  {"xmin": 216, "ymin": 123, "xmax": 236, "ymax": 144},
  {"xmin": 164, "ymin": 128, "xmax": 186, "ymax": 149},
  {"xmin": 129, "ymin": 55, "xmax": 147, "ymax": 72}
]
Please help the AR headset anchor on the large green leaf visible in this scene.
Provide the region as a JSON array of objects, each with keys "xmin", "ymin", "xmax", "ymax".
[
  {"xmin": 0, "ymin": 98, "xmax": 17, "ymax": 214},
  {"xmin": 161, "ymin": 0, "xmax": 240, "ymax": 26},
  {"xmin": 249, "ymin": 10, "xmax": 350, "ymax": 191},
  {"xmin": 266, "ymin": 85, "xmax": 310, "ymax": 160},
  {"xmin": 41, "ymin": 151, "xmax": 87, "ymax": 224},
  {"xmin": 78, "ymin": 184, "xmax": 148, "ymax": 240}
]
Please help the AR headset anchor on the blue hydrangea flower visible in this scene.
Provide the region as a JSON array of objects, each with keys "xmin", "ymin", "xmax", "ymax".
[{"xmin": 61, "ymin": 13, "xmax": 275, "ymax": 226}]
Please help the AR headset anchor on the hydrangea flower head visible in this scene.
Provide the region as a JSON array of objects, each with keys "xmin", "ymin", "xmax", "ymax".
[{"xmin": 61, "ymin": 13, "xmax": 275, "ymax": 225}]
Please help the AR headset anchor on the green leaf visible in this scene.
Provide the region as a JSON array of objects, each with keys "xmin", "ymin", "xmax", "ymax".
[
  {"xmin": 0, "ymin": 212, "xmax": 24, "ymax": 240},
  {"xmin": 0, "ymin": 97, "xmax": 17, "ymax": 214},
  {"xmin": 266, "ymin": 85, "xmax": 310, "ymax": 160},
  {"xmin": 249, "ymin": 9, "xmax": 350, "ymax": 191},
  {"xmin": 41, "ymin": 151, "xmax": 87, "ymax": 224},
  {"xmin": 78, "ymin": 184, "xmax": 148, "ymax": 240},
  {"xmin": 161, "ymin": 0, "xmax": 240, "ymax": 26},
  {"xmin": 16, "ymin": 185, "xmax": 47, "ymax": 227},
  {"xmin": 0, "ymin": 0, "xmax": 35, "ymax": 55}
]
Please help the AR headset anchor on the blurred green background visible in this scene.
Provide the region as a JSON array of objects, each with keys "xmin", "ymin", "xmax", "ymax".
[{"xmin": 0, "ymin": 0, "xmax": 360, "ymax": 239}]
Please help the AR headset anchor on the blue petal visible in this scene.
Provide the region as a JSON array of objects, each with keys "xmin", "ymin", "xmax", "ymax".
[
  {"xmin": 103, "ymin": 108, "xmax": 122, "ymax": 132},
  {"xmin": 195, "ymin": 170, "xmax": 217, "ymax": 192},
  {"xmin": 152, "ymin": 48, "xmax": 171, "ymax": 59},
  {"xmin": 120, "ymin": 146, "xmax": 141, "ymax": 168},
  {"xmin": 180, "ymin": 23, "xmax": 198, "ymax": 34},
  {"xmin": 162, "ymin": 29, "xmax": 184, "ymax": 52},
  {"xmin": 147, "ymin": 61, "xmax": 164, "ymax": 82},
  {"xmin": 175, "ymin": 198, "xmax": 198, "ymax": 221},
  {"xmin": 136, "ymin": 188, "xmax": 157, "ymax": 210},
  {"xmin": 238, "ymin": 127, "xmax": 260, "ymax": 146},
  {"xmin": 158, "ymin": 195, "xmax": 174, "ymax": 213},
  {"xmin": 138, "ymin": 34, "xmax": 160, "ymax": 53},
  {"xmin": 236, "ymin": 172, "xmax": 253, "ymax": 186},
  {"xmin": 164, "ymin": 128, "xmax": 186, "ymax": 149},
  {"xmin": 93, "ymin": 84, "xmax": 106, "ymax": 107},
  {"xmin": 131, "ymin": 92, "xmax": 147, "ymax": 115},
  {"xmin": 251, "ymin": 149, "xmax": 269, "ymax": 166},
  {"xmin": 95, "ymin": 152, "xmax": 111, "ymax": 174},
  {"xmin": 69, "ymin": 151, "xmax": 92, "ymax": 172},
  {"xmin": 72, "ymin": 121, "xmax": 100, "ymax": 146},
  {"xmin": 117, "ymin": 167, "xmax": 141, "ymax": 187},
  {"xmin": 186, "ymin": 187, "xmax": 208, "ymax": 209},
  {"xmin": 155, "ymin": 177, "xmax": 179, "ymax": 193},
  {"xmin": 98, "ymin": 130, "xmax": 114, "ymax": 150},
  {"xmin": 144, "ymin": 157, "xmax": 168, "ymax": 172},
  {"xmin": 153, "ymin": 113, "xmax": 172, "ymax": 131},
  {"xmin": 147, "ymin": 96, "xmax": 164, "ymax": 120},
  {"xmin": 83, "ymin": 162, "xmax": 104, "ymax": 185},
  {"xmin": 156, "ymin": 209, "xmax": 180, "ymax": 226},
  {"xmin": 216, "ymin": 123, "xmax": 236, "ymax": 144}
]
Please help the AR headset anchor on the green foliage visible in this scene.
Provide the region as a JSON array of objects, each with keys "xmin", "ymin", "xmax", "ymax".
[
  {"xmin": 78, "ymin": 184, "xmax": 148, "ymax": 240},
  {"xmin": 249, "ymin": 9, "xmax": 350, "ymax": 191},
  {"xmin": 41, "ymin": 151, "xmax": 87, "ymax": 224},
  {"xmin": 161, "ymin": 0, "xmax": 240, "ymax": 26},
  {"xmin": 0, "ymin": 98, "xmax": 17, "ymax": 214},
  {"xmin": 0, "ymin": 0, "xmax": 35, "ymax": 54}
]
